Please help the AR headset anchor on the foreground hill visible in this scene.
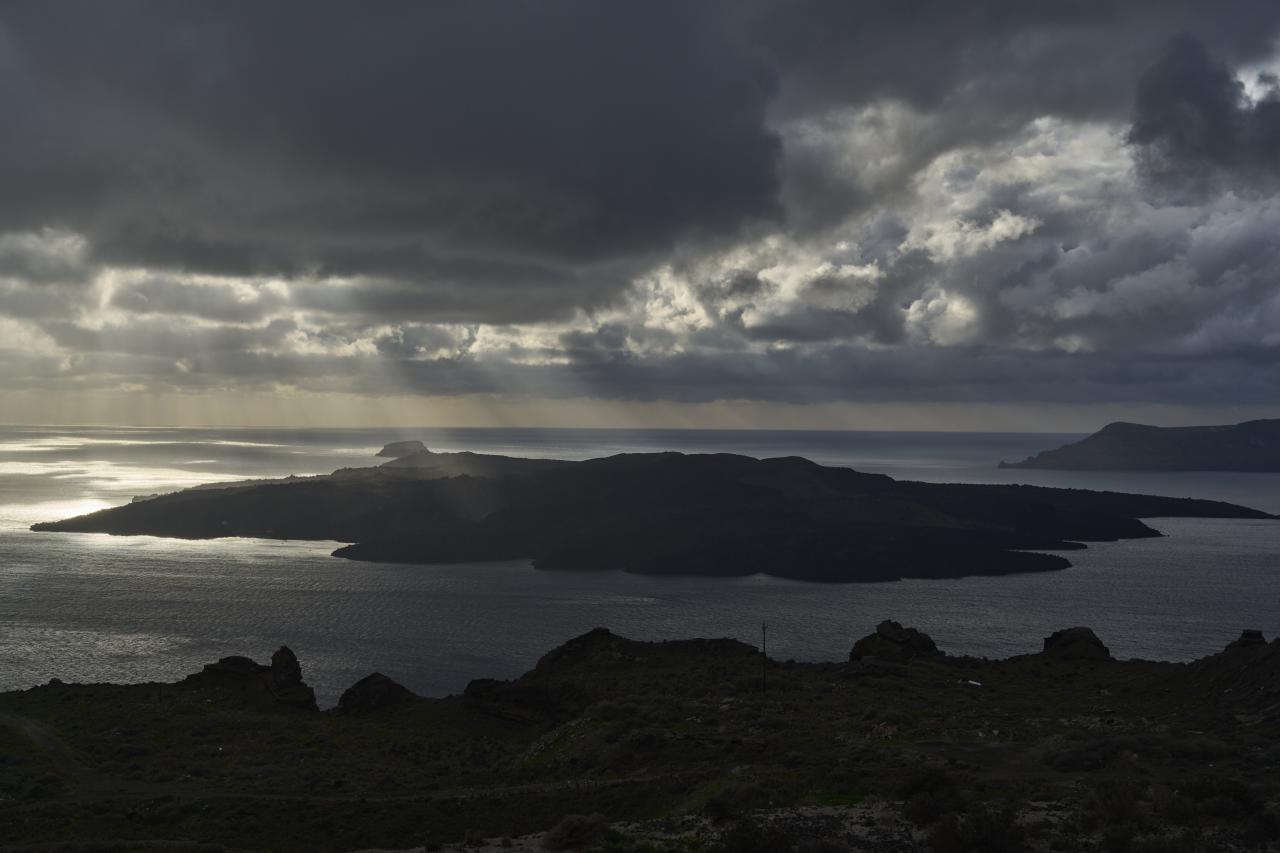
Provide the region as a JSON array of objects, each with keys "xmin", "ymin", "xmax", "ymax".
[
  {"xmin": 1, "ymin": 625, "xmax": 1278, "ymax": 851},
  {"xmin": 1001, "ymin": 419, "xmax": 1280, "ymax": 472},
  {"xmin": 33, "ymin": 446, "xmax": 1274, "ymax": 582}
]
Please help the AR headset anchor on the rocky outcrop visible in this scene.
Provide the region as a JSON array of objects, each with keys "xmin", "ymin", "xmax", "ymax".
[
  {"xmin": 337, "ymin": 673, "xmax": 414, "ymax": 714},
  {"xmin": 269, "ymin": 646, "xmax": 319, "ymax": 710},
  {"xmin": 1226, "ymin": 629, "xmax": 1268, "ymax": 650},
  {"xmin": 849, "ymin": 621, "xmax": 941, "ymax": 664},
  {"xmin": 183, "ymin": 646, "xmax": 318, "ymax": 711},
  {"xmin": 1041, "ymin": 627, "xmax": 1112, "ymax": 661},
  {"xmin": 1185, "ymin": 631, "xmax": 1280, "ymax": 713},
  {"xmin": 376, "ymin": 440, "xmax": 428, "ymax": 458},
  {"xmin": 1000, "ymin": 419, "xmax": 1280, "ymax": 472}
]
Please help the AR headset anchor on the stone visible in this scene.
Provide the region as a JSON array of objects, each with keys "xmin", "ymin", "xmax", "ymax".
[
  {"xmin": 376, "ymin": 440, "xmax": 428, "ymax": 458},
  {"xmin": 337, "ymin": 672, "xmax": 414, "ymax": 714},
  {"xmin": 269, "ymin": 646, "xmax": 317, "ymax": 710},
  {"xmin": 849, "ymin": 620, "xmax": 941, "ymax": 664},
  {"xmin": 1227, "ymin": 629, "xmax": 1267, "ymax": 650},
  {"xmin": 185, "ymin": 647, "xmax": 317, "ymax": 711},
  {"xmin": 1042, "ymin": 627, "xmax": 1112, "ymax": 661},
  {"xmin": 271, "ymin": 646, "xmax": 304, "ymax": 687}
]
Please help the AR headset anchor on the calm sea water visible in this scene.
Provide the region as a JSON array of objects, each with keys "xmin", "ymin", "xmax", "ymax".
[{"xmin": 1, "ymin": 425, "xmax": 1278, "ymax": 706}]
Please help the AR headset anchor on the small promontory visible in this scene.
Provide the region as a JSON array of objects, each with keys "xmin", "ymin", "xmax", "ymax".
[
  {"xmin": 376, "ymin": 440, "xmax": 429, "ymax": 458},
  {"xmin": 1000, "ymin": 419, "xmax": 1280, "ymax": 471}
]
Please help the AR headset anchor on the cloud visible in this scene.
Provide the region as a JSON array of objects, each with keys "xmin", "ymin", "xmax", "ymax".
[
  {"xmin": 0, "ymin": 1, "xmax": 781, "ymax": 318},
  {"xmin": 108, "ymin": 276, "xmax": 285, "ymax": 323},
  {"xmin": 1129, "ymin": 35, "xmax": 1280, "ymax": 195},
  {"xmin": 1, "ymin": 4, "xmax": 1280, "ymax": 419}
]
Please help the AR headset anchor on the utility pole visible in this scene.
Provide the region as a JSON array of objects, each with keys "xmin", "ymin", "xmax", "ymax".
[{"xmin": 761, "ymin": 621, "xmax": 768, "ymax": 694}]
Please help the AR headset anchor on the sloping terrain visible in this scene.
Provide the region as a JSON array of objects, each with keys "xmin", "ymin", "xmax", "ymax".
[{"xmin": 2, "ymin": 627, "xmax": 1278, "ymax": 851}]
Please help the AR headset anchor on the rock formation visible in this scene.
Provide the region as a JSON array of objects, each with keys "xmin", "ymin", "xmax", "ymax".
[
  {"xmin": 1041, "ymin": 627, "xmax": 1112, "ymax": 661},
  {"xmin": 849, "ymin": 620, "xmax": 942, "ymax": 664},
  {"xmin": 337, "ymin": 672, "xmax": 414, "ymax": 714},
  {"xmin": 184, "ymin": 646, "xmax": 318, "ymax": 711},
  {"xmin": 1227, "ymin": 629, "xmax": 1268, "ymax": 650},
  {"xmin": 376, "ymin": 440, "xmax": 428, "ymax": 458}
]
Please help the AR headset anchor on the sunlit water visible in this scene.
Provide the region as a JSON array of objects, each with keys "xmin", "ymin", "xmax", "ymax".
[{"xmin": 1, "ymin": 425, "xmax": 1278, "ymax": 706}]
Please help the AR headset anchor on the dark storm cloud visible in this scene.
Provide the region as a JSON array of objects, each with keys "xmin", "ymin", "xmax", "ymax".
[
  {"xmin": 42, "ymin": 318, "xmax": 296, "ymax": 359},
  {"xmin": 3, "ymin": 1, "xmax": 1280, "ymax": 411},
  {"xmin": 1129, "ymin": 34, "xmax": 1280, "ymax": 192},
  {"xmin": 761, "ymin": 1, "xmax": 1280, "ymax": 115},
  {"xmin": 0, "ymin": 0, "xmax": 780, "ymax": 317}
]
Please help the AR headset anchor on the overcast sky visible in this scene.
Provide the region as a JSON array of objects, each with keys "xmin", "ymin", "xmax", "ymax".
[{"xmin": 4, "ymin": 1, "xmax": 1280, "ymax": 429}]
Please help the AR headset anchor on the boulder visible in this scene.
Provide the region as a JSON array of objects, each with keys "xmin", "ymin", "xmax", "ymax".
[
  {"xmin": 184, "ymin": 647, "xmax": 317, "ymax": 711},
  {"xmin": 1041, "ymin": 627, "xmax": 1111, "ymax": 661},
  {"xmin": 377, "ymin": 440, "xmax": 428, "ymax": 458},
  {"xmin": 271, "ymin": 646, "xmax": 304, "ymax": 686},
  {"xmin": 270, "ymin": 646, "xmax": 318, "ymax": 710},
  {"xmin": 337, "ymin": 672, "xmax": 414, "ymax": 714},
  {"xmin": 849, "ymin": 620, "xmax": 941, "ymax": 664},
  {"xmin": 1226, "ymin": 629, "xmax": 1268, "ymax": 650},
  {"xmin": 200, "ymin": 655, "xmax": 267, "ymax": 679}
]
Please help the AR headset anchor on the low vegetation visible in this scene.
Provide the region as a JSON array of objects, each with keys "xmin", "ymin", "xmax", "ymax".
[{"xmin": 1, "ymin": 626, "xmax": 1277, "ymax": 852}]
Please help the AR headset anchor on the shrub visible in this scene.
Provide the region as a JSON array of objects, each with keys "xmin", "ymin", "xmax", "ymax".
[
  {"xmin": 1090, "ymin": 778, "xmax": 1147, "ymax": 826},
  {"xmin": 1244, "ymin": 810, "xmax": 1280, "ymax": 845},
  {"xmin": 711, "ymin": 819, "xmax": 799, "ymax": 853},
  {"xmin": 898, "ymin": 768, "xmax": 964, "ymax": 826},
  {"xmin": 706, "ymin": 782, "xmax": 773, "ymax": 822},
  {"xmin": 1128, "ymin": 832, "xmax": 1208, "ymax": 853},
  {"xmin": 795, "ymin": 841, "xmax": 851, "ymax": 853},
  {"xmin": 927, "ymin": 803, "xmax": 1026, "ymax": 853},
  {"xmin": 541, "ymin": 813, "xmax": 609, "ymax": 851}
]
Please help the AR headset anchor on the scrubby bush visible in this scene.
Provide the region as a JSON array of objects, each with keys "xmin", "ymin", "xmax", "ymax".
[
  {"xmin": 927, "ymin": 802, "xmax": 1026, "ymax": 853},
  {"xmin": 794, "ymin": 840, "xmax": 851, "ymax": 853},
  {"xmin": 1090, "ymin": 778, "xmax": 1147, "ymax": 826},
  {"xmin": 897, "ymin": 768, "xmax": 965, "ymax": 826},
  {"xmin": 710, "ymin": 819, "xmax": 801, "ymax": 853},
  {"xmin": 1244, "ymin": 809, "xmax": 1280, "ymax": 845},
  {"xmin": 541, "ymin": 813, "xmax": 609, "ymax": 851},
  {"xmin": 1182, "ymin": 773, "xmax": 1261, "ymax": 820},
  {"xmin": 706, "ymin": 782, "xmax": 774, "ymax": 822},
  {"xmin": 1127, "ymin": 831, "xmax": 1208, "ymax": 853}
]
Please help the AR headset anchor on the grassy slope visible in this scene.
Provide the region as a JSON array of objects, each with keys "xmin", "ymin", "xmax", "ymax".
[{"xmin": 1, "ymin": 629, "xmax": 1278, "ymax": 852}]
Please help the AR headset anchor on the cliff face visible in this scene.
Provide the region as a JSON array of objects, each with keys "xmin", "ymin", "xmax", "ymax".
[
  {"xmin": 31, "ymin": 448, "xmax": 1275, "ymax": 583},
  {"xmin": 1000, "ymin": 419, "xmax": 1280, "ymax": 472},
  {"xmin": 376, "ymin": 440, "xmax": 429, "ymax": 458}
]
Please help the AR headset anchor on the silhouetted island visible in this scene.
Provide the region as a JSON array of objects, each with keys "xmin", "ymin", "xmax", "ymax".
[
  {"xmin": 1001, "ymin": 419, "xmax": 1280, "ymax": 471},
  {"xmin": 32, "ymin": 445, "xmax": 1274, "ymax": 582}
]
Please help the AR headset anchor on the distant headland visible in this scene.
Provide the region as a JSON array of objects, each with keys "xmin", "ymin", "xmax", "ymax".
[
  {"xmin": 1001, "ymin": 419, "xmax": 1280, "ymax": 472},
  {"xmin": 31, "ymin": 441, "xmax": 1275, "ymax": 583}
]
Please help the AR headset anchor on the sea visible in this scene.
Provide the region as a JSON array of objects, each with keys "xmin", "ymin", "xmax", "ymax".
[{"xmin": 1, "ymin": 424, "xmax": 1278, "ymax": 706}]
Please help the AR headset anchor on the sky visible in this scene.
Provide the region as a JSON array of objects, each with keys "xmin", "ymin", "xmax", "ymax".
[{"xmin": 3, "ymin": 1, "xmax": 1280, "ymax": 430}]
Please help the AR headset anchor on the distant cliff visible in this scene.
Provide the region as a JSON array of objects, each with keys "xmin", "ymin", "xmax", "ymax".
[
  {"xmin": 376, "ymin": 440, "xmax": 428, "ymax": 458},
  {"xmin": 1000, "ymin": 419, "xmax": 1280, "ymax": 472},
  {"xmin": 32, "ymin": 446, "xmax": 1275, "ymax": 582}
]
